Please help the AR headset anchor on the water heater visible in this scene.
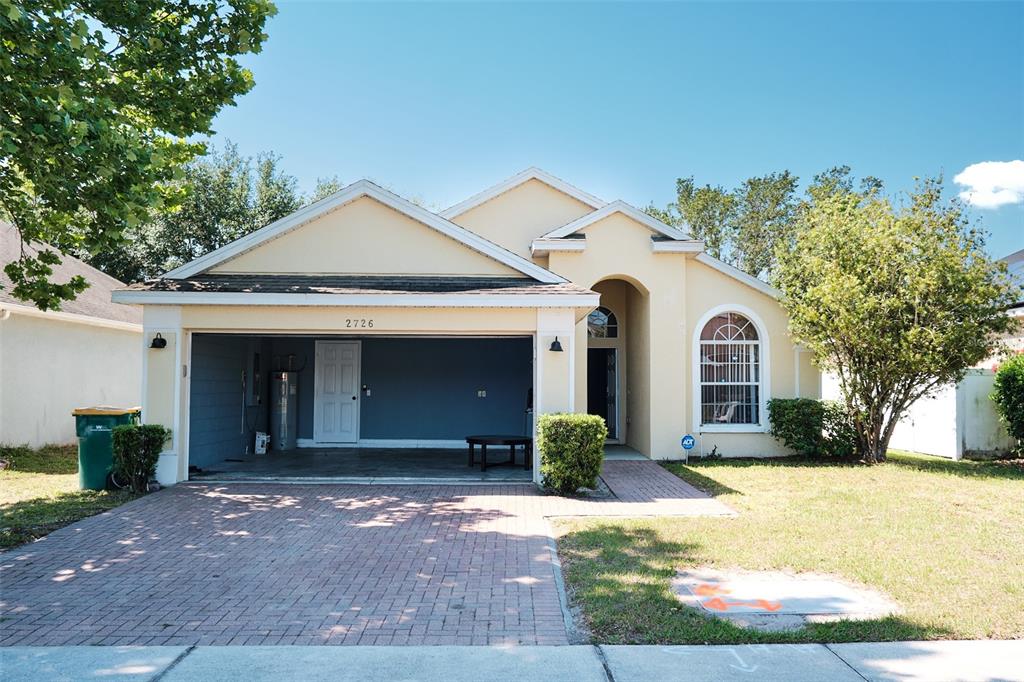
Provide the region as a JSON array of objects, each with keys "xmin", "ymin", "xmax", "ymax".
[{"xmin": 270, "ymin": 371, "xmax": 298, "ymax": 450}]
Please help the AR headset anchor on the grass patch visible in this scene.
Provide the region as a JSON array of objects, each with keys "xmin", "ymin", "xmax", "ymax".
[
  {"xmin": 0, "ymin": 444, "xmax": 135, "ymax": 550},
  {"xmin": 555, "ymin": 451, "xmax": 1024, "ymax": 644}
]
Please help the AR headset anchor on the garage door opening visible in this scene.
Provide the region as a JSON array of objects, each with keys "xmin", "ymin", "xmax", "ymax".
[{"xmin": 186, "ymin": 334, "xmax": 534, "ymax": 481}]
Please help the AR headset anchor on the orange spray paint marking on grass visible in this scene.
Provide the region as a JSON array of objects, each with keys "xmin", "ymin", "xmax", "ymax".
[
  {"xmin": 693, "ymin": 583, "xmax": 730, "ymax": 597},
  {"xmin": 701, "ymin": 596, "xmax": 784, "ymax": 612}
]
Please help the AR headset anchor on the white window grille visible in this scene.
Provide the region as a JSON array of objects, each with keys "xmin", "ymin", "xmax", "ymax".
[{"xmin": 699, "ymin": 312, "xmax": 761, "ymax": 425}]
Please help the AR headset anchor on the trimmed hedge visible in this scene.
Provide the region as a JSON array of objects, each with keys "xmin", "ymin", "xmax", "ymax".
[
  {"xmin": 768, "ymin": 398, "xmax": 856, "ymax": 458},
  {"xmin": 992, "ymin": 353, "xmax": 1024, "ymax": 448},
  {"xmin": 537, "ymin": 413, "xmax": 607, "ymax": 494},
  {"xmin": 112, "ymin": 424, "xmax": 170, "ymax": 493}
]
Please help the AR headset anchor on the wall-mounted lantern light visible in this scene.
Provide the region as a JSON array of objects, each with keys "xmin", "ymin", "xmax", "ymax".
[
  {"xmin": 549, "ymin": 337, "xmax": 563, "ymax": 352},
  {"xmin": 150, "ymin": 333, "xmax": 167, "ymax": 349}
]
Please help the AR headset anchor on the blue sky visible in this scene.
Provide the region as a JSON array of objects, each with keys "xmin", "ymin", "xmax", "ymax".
[{"xmin": 208, "ymin": 1, "xmax": 1024, "ymax": 257}]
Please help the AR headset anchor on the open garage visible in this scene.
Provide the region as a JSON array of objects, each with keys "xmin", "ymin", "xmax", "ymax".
[{"xmin": 186, "ymin": 333, "xmax": 534, "ymax": 481}]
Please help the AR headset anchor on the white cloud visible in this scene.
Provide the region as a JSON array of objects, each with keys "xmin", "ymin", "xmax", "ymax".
[{"xmin": 953, "ymin": 160, "xmax": 1024, "ymax": 209}]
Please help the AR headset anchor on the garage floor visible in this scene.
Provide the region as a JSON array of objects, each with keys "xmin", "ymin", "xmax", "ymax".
[{"xmin": 190, "ymin": 447, "xmax": 534, "ymax": 482}]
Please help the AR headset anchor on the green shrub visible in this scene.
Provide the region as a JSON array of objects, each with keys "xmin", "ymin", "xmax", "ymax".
[
  {"xmin": 537, "ymin": 413, "xmax": 607, "ymax": 494},
  {"xmin": 992, "ymin": 353, "xmax": 1024, "ymax": 448},
  {"xmin": 112, "ymin": 424, "xmax": 170, "ymax": 494},
  {"xmin": 768, "ymin": 398, "xmax": 856, "ymax": 458}
]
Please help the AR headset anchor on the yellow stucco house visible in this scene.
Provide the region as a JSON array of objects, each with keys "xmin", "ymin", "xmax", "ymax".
[{"xmin": 113, "ymin": 168, "xmax": 819, "ymax": 485}]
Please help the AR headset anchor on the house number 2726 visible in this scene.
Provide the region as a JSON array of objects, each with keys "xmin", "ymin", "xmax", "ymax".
[{"xmin": 345, "ymin": 319, "xmax": 374, "ymax": 328}]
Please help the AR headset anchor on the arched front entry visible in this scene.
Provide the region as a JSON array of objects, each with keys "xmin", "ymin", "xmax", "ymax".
[{"xmin": 585, "ymin": 277, "xmax": 650, "ymax": 450}]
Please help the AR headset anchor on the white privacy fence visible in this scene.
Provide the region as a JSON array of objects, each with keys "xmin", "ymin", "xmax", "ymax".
[{"xmin": 822, "ymin": 369, "xmax": 1015, "ymax": 460}]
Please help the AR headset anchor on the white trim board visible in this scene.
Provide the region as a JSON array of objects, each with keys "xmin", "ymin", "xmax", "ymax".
[
  {"xmin": 297, "ymin": 438, "xmax": 469, "ymax": 449},
  {"xmin": 652, "ymin": 240, "xmax": 705, "ymax": 254},
  {"xmin": 441, "ymin": 167, "xmax": 606, "ymax": 219},
  {"xmin": 112, "ymin": 290, "xmax": 600, "ymax": 308},
  {"xmin": 162, "ymin": 179, "xmax": 565, "ymax": 284},
  {"xmin": 541, "ymin": 200, "xmax": 692, "ymax": 241},
  {"xmin": 0, "ymin": 301, "xmax": 142, "ymax": 333},
  {"xmin": 530, "ymin": 238, "xmax": 587, "ymax": 255}
]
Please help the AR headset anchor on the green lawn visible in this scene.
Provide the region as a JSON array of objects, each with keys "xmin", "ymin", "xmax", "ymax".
[
  {"xmin": 555, "ymin": 451, "xmax": 1024, "ymax": 644},
  {"xmin": 0, "ymin": 444, "xmax": 135, "ymax": 550}
]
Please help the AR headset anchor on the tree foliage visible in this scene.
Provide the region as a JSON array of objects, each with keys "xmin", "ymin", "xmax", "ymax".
[
  {"xmin": 84, "ymin": 143, "xmax": 341, "ymax": 283},
  {"xmin": 0, "ymin": 0, "xmax": 277, "ymax": 309},
  {"xmin": 650, "ymin": 166, "xmax": 881, "ymax": 280},
  {"xmin": 992, "ymin": 353, "xmax": 1024, "ymax": 449},
  {"xmin": 774, "ymin": 179, "xmax": 1019, "ymax": 463}
]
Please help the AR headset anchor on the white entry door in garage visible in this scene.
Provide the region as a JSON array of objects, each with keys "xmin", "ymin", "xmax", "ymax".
[{"xmin": 314, "ymin": 340, "xmax": 361, "ymax": 442}]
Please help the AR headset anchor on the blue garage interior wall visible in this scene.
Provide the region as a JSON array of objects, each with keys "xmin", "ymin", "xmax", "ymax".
[
  {"xmin": 360, "ymin": 337, "xmax": 532, "ymax": 439},
  {"xmin": 190, "ymin": 335, "xmax": 533, "ymax": 452},
  {"xmin": 189, "ymin": 335, "xmax": 271, "ymax": 466}
]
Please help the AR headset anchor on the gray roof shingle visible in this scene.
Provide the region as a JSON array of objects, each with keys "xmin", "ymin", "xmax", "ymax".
[
  {"xmin": 0, "ymin": 222, "xmax": 142, "ymax": 324},
  {"xmin": 121, "ymin": 274, "xmax": 594, "ymax": 297}
]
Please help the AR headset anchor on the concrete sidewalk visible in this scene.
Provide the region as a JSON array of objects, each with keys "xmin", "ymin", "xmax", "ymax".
[{"xmin": 3, "ymin": 641, "xmax": 1022, "ymax": 681}]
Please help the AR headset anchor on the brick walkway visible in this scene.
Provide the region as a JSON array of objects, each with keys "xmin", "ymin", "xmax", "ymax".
[{"xmin": 0, "ymin": 462, "xmax": 730, "ymax": 647}]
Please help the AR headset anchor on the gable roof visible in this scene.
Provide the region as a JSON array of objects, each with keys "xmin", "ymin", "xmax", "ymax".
[
  {"xmin": 0, "ymin": 221, "xmax": 142, "ymax": 324},
  {"xmin": 163, "ymin": 179, "xmax": 566, "ymax": 284},
  {"xmin": 440, "ymin": 167, "xmax": 606, "ymax": 219},
  {"xmin": 540, "ymin": 200, "xmax": 691, "ymax": 241}
]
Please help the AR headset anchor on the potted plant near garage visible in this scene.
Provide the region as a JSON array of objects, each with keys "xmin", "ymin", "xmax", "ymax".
[{"xmin": 111, "ymin": 424, "xmax": 171, "ymax": 494}]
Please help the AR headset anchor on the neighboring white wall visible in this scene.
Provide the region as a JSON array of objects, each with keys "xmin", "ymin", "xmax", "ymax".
[
  {"xmin": 960, "ymin": 370, "xmax": 1015, "ymax": 457},
  {"xmin": 0, "ymin": 312, "xmax": 142, "ymax": 446},
  {"xmin": 822, "ymin": 370, "xmax": 1014, "ymax": 460},
  {"xmin": 888, "ymin": 383, "xmax": 959, "ymax": 459}
]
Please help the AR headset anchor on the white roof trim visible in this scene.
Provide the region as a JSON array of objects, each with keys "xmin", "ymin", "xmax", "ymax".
[
  {"xmin": 695, "ymin": 253, "xmax": 780, "ymax": 299},
  {"xmin": 111, "ymin": 290, "xmax": 599, "ymax": 309},
  {"xmin": 440, "ymin": 167, "xmax": 606, "ymax": 219},
  {"xmin": 541, "ymin": 200, "xmax": 691, "ymax": 241},
  {"xmin": 531, "ymin": 237, "xmax": 587, "ymax": 255},
  {"xmin": 652, "ymin": 240, "xmax": 705, "ymax": 254},
  {"xmin": 0, "ymin": 301, "xmax": 143, "ymax": 332},
  {"xmin": 162, "ymin": 179, "xmax": 565, "ymax": 284}
]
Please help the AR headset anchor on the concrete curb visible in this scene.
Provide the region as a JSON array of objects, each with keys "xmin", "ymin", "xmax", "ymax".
[{"xmin": 3, "ymin": 641, "xmax": 1022, "ymax": 682}]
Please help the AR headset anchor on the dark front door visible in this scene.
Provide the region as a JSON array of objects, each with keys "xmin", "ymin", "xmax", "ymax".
[{"xmin": 587, "ymin": 348, "xmax": 617, "ymax": 439}]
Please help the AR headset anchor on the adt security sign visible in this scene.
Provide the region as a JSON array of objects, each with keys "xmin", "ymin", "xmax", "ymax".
[{"xmin": 681, "ymin": 434, "xmax": 696, "ymax": 450}]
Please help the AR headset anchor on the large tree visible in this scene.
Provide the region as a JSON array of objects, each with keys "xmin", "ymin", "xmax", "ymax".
[
  {"xmin": 773, "ymin": 179, "xmax": 1018, "ymax": 463},
  {"xmin": 0, "ymin": 0, "xmax": 276, "ymax": 309},
  {"xmin": 85, "ymin": 142, "xmax": 309, "ymax": 282},
  {"xmin": 730, "ymin": 171, "xmax": 798, "ymax": 279},
  {"xmin": 650, "ymin": 167, "xmax": 882, "ymax": 280},
  {"xmin": 648, "ymin": 178, "xmax": 734, "ymax": 260},
  {"xmin": 649, "ymin": 171, "xmax": 798, "ymax": 279}
]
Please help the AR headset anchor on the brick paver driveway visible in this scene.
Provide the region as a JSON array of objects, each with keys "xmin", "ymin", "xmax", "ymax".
[
  {"xmin": 0, "ymin": 484, "xmax": 567, "ymax": 646},
  {"xmin": 0, "ymin": 461, "xmax": 729, "ymax": 647}
]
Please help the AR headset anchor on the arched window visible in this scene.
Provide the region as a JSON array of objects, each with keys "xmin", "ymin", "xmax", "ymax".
[
  {"xmin": 587, "ymin": 306, "xmax": 618, "ymax": 338},
  {"xmin": 698, "ymin": 311, "xmax": 762, "ymax": 426}
]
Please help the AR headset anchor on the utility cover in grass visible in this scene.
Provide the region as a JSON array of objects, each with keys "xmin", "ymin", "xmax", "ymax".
[{"xmin": 672, "ymin": 568, "xmax": 898, "ymax": 631}]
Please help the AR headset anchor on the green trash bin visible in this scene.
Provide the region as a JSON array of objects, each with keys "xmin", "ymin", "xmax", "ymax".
[{"xmin": 72, "ymin": 407, "xmax": 141, "ymax": 490}]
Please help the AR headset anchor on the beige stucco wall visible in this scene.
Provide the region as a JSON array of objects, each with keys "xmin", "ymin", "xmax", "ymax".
[
  {"xmin": 212, "ymin": 196, "xmax": 521, "ymax": 277},
  {"xmin": 548, "ymin": 210, "xmax": 819, "ymax": 459},
  {"xmin": 179, "ymin": 305, "xmax": 540, "ymax": 333},
  {"xmin": 448, "ymin": 179, "xmax": 595, "ymax": 259},
  {"xmin": 0, "ymin": 312, "xmax": 141, "ymax": 446}
]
